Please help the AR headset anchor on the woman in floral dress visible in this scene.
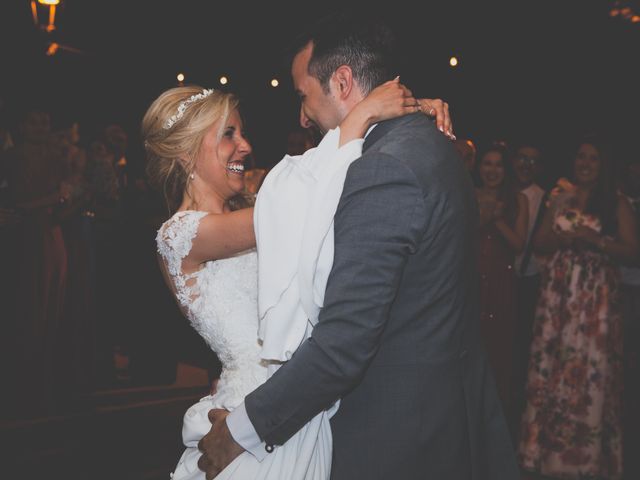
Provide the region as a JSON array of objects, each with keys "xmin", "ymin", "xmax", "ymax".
[{"xmin": 519, "ymin": 137, "xmax": 638, "ymax": 479}]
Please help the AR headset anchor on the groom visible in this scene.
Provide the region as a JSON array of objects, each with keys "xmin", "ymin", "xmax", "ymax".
[{"xmin": 199, "ymin": 12, "xmax": 518, "ymax": 479}]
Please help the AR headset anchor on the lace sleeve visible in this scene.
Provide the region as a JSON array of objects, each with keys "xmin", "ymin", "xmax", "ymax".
[{"xmin": 156, "ymin": 210, "xmax": 209, "ymax": 278}]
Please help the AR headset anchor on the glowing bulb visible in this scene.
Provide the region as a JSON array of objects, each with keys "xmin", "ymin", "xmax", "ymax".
[
  {"xmin": 449, "ymin": 56, "xmax": 459, "ymax": 67},
  {"xmin": 46, "ymin": 42, "xmax": 59, "ymax": 56},
  {"xmin": 220, "ymin": 76, "xmax": 228, "ymax": 85},
  {"xmin": 177, "ymin": 73, "xmax": 185, "ymax": 82},
  {"xmin": 270, "ymin": 78, "xmax": 279, "ymax": 88}
]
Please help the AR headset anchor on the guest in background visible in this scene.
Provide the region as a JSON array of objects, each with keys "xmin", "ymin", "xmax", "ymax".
[
  {"xmin": 103, "ymin": 124, "xmax": 130, "ymax": 195},
  {"xmin": 509, "ymin": 143, "xmax": 547, "ymax": 437},
  {"xmin": 519, "ymin": 136, "xmax": 638, "ymax": 479},
  {"xmin": 285, "ymin": 126, "xmax": 317, "ymax": 156},
  {"xmin": 53, "ymin": 120, "xmax": 97, "ymax": 398},
  {"xmin": 475, "ymin": 141, "xmax": 529, "ymax": 417},
  {"xmin": 120, "ymin": 135, "xmax": 186, "ymax": 387},
  {"xmin": 0, "ymin": 99, "xmax": 20, "ymax": 416},
  {"xmin": 85, "ymin": 126, "xmax": 126, "ymax": 387},
  {"xmin": 4, "ymin": 108, "xmax": 70, "ymax": 416},
  {"xmin": 242, "ymin": 153, "xmax": 267, "ymax": 196}
]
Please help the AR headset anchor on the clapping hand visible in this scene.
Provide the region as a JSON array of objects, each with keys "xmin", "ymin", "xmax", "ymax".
[
  {"xmin": 477, "ymin": 196, "xmax": 504, "ymax": 225},
  {"xmin": 547, "ymin": 177, "xmax": 576, "ymax": 207},
  {"xmin": 492, "ymin": 201, "xmax": 505, "ymax": 221}
]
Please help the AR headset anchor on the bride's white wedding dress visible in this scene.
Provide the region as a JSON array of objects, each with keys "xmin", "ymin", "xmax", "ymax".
[
  {"xmin": 156, "ymin": 127, "xmax": 362, "ymax": 480},
  {"xmin": 156, "ymin": 211, "xmax": 332, "ymax": 480}
]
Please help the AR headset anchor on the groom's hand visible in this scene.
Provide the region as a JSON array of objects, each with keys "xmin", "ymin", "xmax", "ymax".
[{"xmin": 197, "ymin": 409, "xmax": 245, "ymax": 480}]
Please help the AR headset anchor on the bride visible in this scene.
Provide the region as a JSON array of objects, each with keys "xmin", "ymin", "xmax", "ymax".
[{"xmin": 142, "ymin": 81, "xmax": 446, "ymax": 479}]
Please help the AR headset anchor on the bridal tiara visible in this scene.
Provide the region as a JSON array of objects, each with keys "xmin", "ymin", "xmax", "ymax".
[{"xmin": 164, "ymin": 88, "xmax": 214, "ymax": 130}]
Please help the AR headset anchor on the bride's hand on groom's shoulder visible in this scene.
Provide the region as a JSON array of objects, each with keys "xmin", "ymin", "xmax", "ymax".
[
  {"xmin": 359, "ymin": 76, "xmax": 421, "ymax": 124},
  {"xmin": 367, "ymin": 77, "xmax": 456, "ymax": 140},
  {"xmin": 197, "ymin": 409, "xmax": 244, "ymax": 479},
  {"xmin": 417, "ymin": 98, "xmax": 455, "ymax": 140}
]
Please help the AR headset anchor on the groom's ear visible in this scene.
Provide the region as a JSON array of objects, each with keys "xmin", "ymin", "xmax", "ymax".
[{"xmin": 332, "ymin": 65, "xmax": 354, "ymax": 100}]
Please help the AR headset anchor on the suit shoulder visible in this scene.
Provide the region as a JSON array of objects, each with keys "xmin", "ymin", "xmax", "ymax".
[{"xmin": 345, "ymin": 149, "xmax": 422, "ymax": 191}]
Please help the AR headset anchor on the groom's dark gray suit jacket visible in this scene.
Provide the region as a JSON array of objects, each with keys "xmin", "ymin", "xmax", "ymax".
[{"xmin": 245, "ymin": 113, "xmax": 519, "ymax": 479}]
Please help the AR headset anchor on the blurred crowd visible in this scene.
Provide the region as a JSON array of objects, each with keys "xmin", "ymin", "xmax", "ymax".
[
  {"xmin": 455, "ymin": 135, "xmax": 639, "ymax": 478},
  {"xmin": 0, "ymin": 106, "xmax": 223, "ymax": 418}
]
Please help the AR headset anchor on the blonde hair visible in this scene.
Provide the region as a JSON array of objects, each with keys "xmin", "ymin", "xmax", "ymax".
[{"xmin": 142, "ymin": 85, "xmax": 251, "ymax": 213}]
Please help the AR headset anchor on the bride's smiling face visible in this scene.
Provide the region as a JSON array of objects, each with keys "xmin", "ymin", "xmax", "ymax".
[{"xmin": 194, "ymin": 109, "xmax": 252, "ymax": 201}]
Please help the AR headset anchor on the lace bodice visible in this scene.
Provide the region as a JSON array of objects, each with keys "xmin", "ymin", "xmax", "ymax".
[{"xmin": 156, "ymin": 210, "xmax": 267, "ymax": 409}]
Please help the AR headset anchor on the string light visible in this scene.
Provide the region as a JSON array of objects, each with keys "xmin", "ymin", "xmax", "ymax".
[
  {"xmin": 219, "ymin": 76, "xmax": 228, "ymax": 85},
  {"xmin": 46, "ymin": 42, "xmax": 59, "ymax": 56},
  {"xmin": 609, "ymin": 1, "xmax": 640, "ymax": 24}
]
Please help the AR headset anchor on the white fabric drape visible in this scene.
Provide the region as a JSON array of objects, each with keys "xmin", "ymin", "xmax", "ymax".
[{"xmin": 254, "ymin": 127, "xmax": 364, "ymax": 362}]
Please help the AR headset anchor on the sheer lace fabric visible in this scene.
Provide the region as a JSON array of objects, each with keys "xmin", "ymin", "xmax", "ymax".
[{"xmin": 156, "ymin": 210, "xmax": 267, "ymax": 411}]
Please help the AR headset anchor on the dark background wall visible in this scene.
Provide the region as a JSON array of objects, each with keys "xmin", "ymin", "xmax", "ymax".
[{"xmin": 2, "ymin": 0, "xmax": 639, "ymax": 178}]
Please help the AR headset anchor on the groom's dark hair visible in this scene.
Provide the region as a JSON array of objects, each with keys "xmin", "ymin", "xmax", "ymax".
[{"xmin": 288, "ymin": 9, "xmax": 398, "ymax": 95}]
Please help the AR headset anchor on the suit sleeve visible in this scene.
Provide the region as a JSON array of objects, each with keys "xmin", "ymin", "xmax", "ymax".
[{"xmin": 244, "ymin": 152, "xmax": 427, "ymax": 445}]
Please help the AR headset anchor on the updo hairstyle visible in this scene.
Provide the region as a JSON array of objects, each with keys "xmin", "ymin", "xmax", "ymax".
[{"xmin": 142, "ymin": 86, "xmax": 251, "ymax": 213}]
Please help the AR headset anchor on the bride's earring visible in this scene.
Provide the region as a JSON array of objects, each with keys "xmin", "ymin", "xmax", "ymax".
[{"xmin": 190, "ymin": 173, "xmax": 195, "ymax": 181}]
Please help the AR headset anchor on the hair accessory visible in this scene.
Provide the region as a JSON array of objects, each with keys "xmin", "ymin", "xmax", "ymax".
[{"xmin": 164, "ymin": 88, "xmax": 214, "ymax": 130}]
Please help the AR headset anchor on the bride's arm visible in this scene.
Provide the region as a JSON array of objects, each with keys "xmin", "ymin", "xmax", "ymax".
[
  {"xmin": 182, "ymin": 207, "xmax": 256, "ymax": 269},
  {"xmin": 339, "ymin": 77, "xmax": 420, "ymax": 146},
  {"xmin": 339, "ymin": 77, "xmax": 455, "ymax": 146}
]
